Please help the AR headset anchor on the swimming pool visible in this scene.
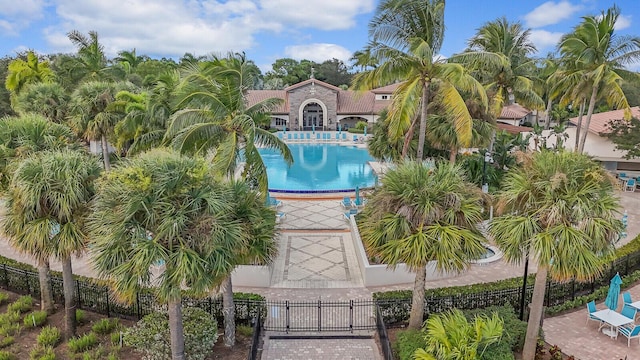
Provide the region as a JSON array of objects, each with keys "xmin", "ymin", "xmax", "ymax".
[{"xmin": 259, "ymin": 144, "xmax": 377, "ymax": 192}]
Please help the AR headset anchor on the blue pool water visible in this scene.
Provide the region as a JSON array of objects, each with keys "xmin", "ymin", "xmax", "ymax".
[{"xmin": 259, "ymin": 144, "xmax": 377, "ymax": 192}]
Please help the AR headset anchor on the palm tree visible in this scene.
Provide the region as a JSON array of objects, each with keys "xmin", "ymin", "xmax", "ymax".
[
  {"xmin": 14, "ymin": 82, "xmax": 70, "ymax": 123},
  {"xmin": 489, "ymin": 150, "xmax": 621, "ymax": 360},
  {"xmin": 66, "ymin": 30, "xmax": 110, "ymax": 82},
  {"xmin": 352, "ymin": 0, "xmax": 489, "ymax": 160},
  {"xmin": 69, "ymin": 81, "xmax": 136, "ymax": 170},
  {"xmin": 5, "ymin": 51, "xmax": 55, "ymax": 100},
  {"xmin": 556, "ymin": 6, "xmax": 640, "ymax": 153},
  {"xmin": 464, "ymin": 17, "xmax": 544, "ymax": 124},
  {"xmin": 426, "ymin": 114, "xmax": 493, "ymax": 163},
  {"xmin": 165, "ymin": 53, "xmax": 290, "ymax": 346},
  {"xmin": 221, "ymin": 180, "xmax": 278, "ymax": 346},
  {"xmin": 360, "ymin": 161, "xmax": 486, "ymax": 329},
  {"xmin": 165, "ymin": 52, "xmax": 292, "ymax": 193},
  {"xmin": 414, "ymin": 309, "xmax": 504, "ymax": 360},
  {"xmin": 89, "ymin": 149, "xmax": 241, "ymax": 360},
  {"xmin": 4, "ymin": 149, "xmax": 101, "ymax": 339}
]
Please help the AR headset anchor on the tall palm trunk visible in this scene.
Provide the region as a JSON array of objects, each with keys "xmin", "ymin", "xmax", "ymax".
[
  {"xmin": 61, "ymin": 257, "xmax": 76, "ymax": 340},
  {"xmin": 416, "ymin": 81, "xmax": 430, "ymax": 160},
  {"xmin": 37, "ymin": 258, "xmax": 55, "ymax": 313},
  {"xmin": 101, "ymin": 134, "xmax": 111, "ymax": 171},
  {"xmin": 168, "ymin": 299, "xmax": 186, "ymax": 360},
  {"xmin": 449, "ymin": 146, "xmax": 457, "ymax": 163},
  {"xmin": 577, "ymin": 86, "xmax": 599, "ymax": 153},
  {"xmin": 408, "ymin": 264, "xmax": 427, "ymax": 329},
  {"xmin": 522, "ymin": 265, "xmax": 549, "ymax": 360},
  {"xmin": 401, "ymin": 116, "xmax": 419, "ymax": 158},
  {"xmin": 543, "ymin": 98, "xmax": 553, "ymax": 130},
  {"xmin": 222, "ymin": 276, "xmax": 235, "ymax": 346},
  {"xmin": 574, "ymin": 99, "xmax": 586, "ymax": 152}
]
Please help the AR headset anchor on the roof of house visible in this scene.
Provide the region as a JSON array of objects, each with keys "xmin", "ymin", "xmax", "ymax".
[
  {"xmin": 337, "ymin": 91, "xmax": 376, "ymax": 114},
  {"xmin": 499, "ymin": 103, "xmax": 531, "ymax": 119},
  {"xmin": 284, "ymin": 78, "xmax": 342, "ymax": 93},
  {"xmin": 370, "ymin": 83, "xmax": 401, "ymax": 94},
  {"xmin": 245, "ymin": 90, "xmax": 288, "ymax": 113},
  {"xmin": 496, "ymin": 122, "xmax": 533, "ymax": 134},
  {"xmin": 568, "ymin": 106, "xmax": 640, "ymax": 134}
]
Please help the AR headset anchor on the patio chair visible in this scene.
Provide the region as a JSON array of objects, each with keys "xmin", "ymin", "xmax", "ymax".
[
  {"xmin": 275, "ymin": 211, "xmax": 286, "ymax": 223},
  {"xmin": 342, "ymin": 133, "xmax": 347, "ymax": 141},
  {"xmin": 340, "ymin": 196, "xmax": 353, "ymax": 209},
  {"xmin": 352, "ymin": 197, "xmax": 367, "ymax": 209},
  {"xmin": 625, "ymin": 178, "xmax": 636, "ymax": 192},
  {"xmin": 343, "ymin": 208, "xmax": 358, "ymax": 221},
  {"xmin": 623, "ymin": 292, "xmax": 633, "ymax": 304},
  {"xmin": 619, "ymin": 172, "xmax": 627, "ymax": 178},
  {"xmin": 617, "ymin": 324, "xmax": 640, "ymax": 347},
  {"xmin": 621, "ymin": 304, "xmax": 637, "ymax": 320},
  {"xmin": 266, "ymin": 195, "xmax": 282, "ymax": 209},
  {"xmin": 586, "ymin": 301, "xmax": 602, "ymax": 326},
  {"xmin": 306, "ymin": 133, "xmax": 311, "ymax": 140}
]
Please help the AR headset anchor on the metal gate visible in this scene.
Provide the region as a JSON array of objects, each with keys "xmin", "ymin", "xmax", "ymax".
[{"xmin": 264, "ymin": 300, "xmax": 376, "ymax": 332}]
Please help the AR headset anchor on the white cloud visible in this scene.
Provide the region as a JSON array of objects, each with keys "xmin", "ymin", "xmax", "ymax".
[
  {"xmin": 40, "ymin": 0, "xmax": 374, "ymax": 58},
  {"xmin": 615, "ymin": 14, "xmax": 632, "ymax": 30},
  {"xmin": 524, "ymin": 1, "xmax": 582, "ymax": 28},
  {"xmin": 529, "ymin": 29, "xmax": 564, "ymax": 50},
  {"xmin": 0, "ymin": 0, "xmax": 46, "ymax": 34},
  {"xmin": 284, "ymin": 43, "xmax": 352, "ymax": 63}
]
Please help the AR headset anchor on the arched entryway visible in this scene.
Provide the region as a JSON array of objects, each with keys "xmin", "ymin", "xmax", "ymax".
[{"xmin": 298, "ymin": 99, "xmax": 327, "ymax": 131}]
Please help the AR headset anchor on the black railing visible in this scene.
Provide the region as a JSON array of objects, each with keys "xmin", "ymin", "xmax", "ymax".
[
  {"xmin": 248, "ymin": 313, "xmax": 262, "ymax": 360},
  {"xmin": 376, "ymin": 304, "xmax": 394, "ymax": 360},
  {"xmin": 0, "ymin": 263, "xmax": 265, "ymax": 326},
  {"xmin": 263, "ymin": 300, "xmax": 377, "ymax": 332}
]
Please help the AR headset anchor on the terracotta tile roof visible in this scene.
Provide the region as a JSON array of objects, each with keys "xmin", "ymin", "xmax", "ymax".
[
  {"xmin": 284, "ymin": 79, "xmax": 341, "ymax": 93},
  {"xmin": 568, "ymin": 106, "xmax": 640, "ymax": 134},
  {"xmin": 500, "ymin": 103, "xmax": 531, "ymax": 119},
  {"xmin": 245, "ymin": 90, "xmax": 287, "ymax": 114},
  {"xmin": 337, "ymin": 91, "xmax": 375, "ymax": 114},
  {"xmin": 371, "ymin": 82, "xmax": 401, "ymax": 94},
  {"xmin": 496, "ymin": 122, "xmax": 533, "ymax": 134}
]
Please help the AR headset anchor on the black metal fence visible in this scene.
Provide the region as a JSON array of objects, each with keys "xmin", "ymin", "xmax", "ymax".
[
  {"xmin": 377, "ymin": 251, "xmax": 640, "ymax": 325},
  {"xmin": 375, "ymin": 304, "xmax": 394, "ymax": 360},
  {"xmin": 263, "ymin": 300, "xmax": 377, "ymax": 332},
  {"xmin": 248, "ymin": 313, "xmax": 262, "ymax": 360},
  {"xmin": 0, "ymin": 263, "xmax": 265, "ymax": 326}
]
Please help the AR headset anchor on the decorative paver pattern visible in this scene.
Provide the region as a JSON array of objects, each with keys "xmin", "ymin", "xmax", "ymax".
[
  {"xmin": 261, "ymin": 337, "xmax": 382, "ymax": 360},
  {"xmin": 270, "ymin": 233, "xmax": 363, "ymax": 288},
  {"xmin": 277, "ymin": 200, "xmax": 349, "ymax": 230}
]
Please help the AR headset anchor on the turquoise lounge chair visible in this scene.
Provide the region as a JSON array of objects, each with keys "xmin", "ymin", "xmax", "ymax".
[
  {"xmin": 340, "ymin": 196, "xmax": 352, "ymax": 209},
  {"xmin": 306, "ymin": 133, "xmax": 311, "ymax": 140},
  {"xmin": 343, "ymin": 208, "xmax": 358, "ymax": 221},
  {"xmin": 275, "ymin": 211, "xmax": 286, "ymax": 223},
  {"xmin": 342, "ymin": 133, "xmax": 347, "ymax": 140},
  {"xmin": 623, "ymin": 292, "xmax": 633, "ymax": 304},
  {"xmin": 287, "ymin": 133, "xmax": 292, "ymax": 140},
  {"xmin": 266, "ymin": 195, "xmax": 282, "ymax": 208},
  {"xmin": 293, "ymin": 133, "xmax": 299, "ymax": 141},
  {"xmin": 316, "ymin": 133, "xmax": 321, "ymax": 140},
  {"xmin": 618, "ymin": 324, "xmax": 640, "ymax": 347},
  {"xmin": 352, "ymin": 196, "xmax": 366, "ymax": 209}
]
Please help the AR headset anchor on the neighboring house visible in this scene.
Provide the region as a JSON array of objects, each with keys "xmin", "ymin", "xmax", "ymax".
[
  {"xmin": 246, "ymin": 78, "xmax": 395, "ymax": 131},
  {"xmin": 531, "ymin": 107, "xmax": 640, "ymax": 172},
  {"xmin": 497, "ymin": 103, "xmax": 535, "ymax": 126}
]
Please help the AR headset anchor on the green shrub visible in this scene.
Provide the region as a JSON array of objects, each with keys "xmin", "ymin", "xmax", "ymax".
[
  {"xmin": 110, "ymin": 331, "xmax": 121, "ymax": 347},
  {"xmin": 0, "ymin": 293, "xmax": 9, "ymax": 306},
  {"xmin": 0, "ymin": 351, "xmax": 16, "ymax": 360},
  {"xmin": 236, "ymin": 324, "xmax": 253, "ymax": 337},
  {"xmin": 355, "ymin": 121, "xmax": 368, "ymax": 130},
  {"xmin": 394, "ymin": 329, "xmax": 426, "ymax": 360},
  {"xmin": 124, "ymin": 307, "xmax": 218, "ymax": 360},
  {"xmin": 24, "ymin": 311, "xmax": 48, "ymax": 328},
  {"xmin": 7, "ymin": 296, "xmax": 32, "ymax": 313},
  {"xmin": 465, "ymin": 306, "xmax": 526, "ymax": 352},
  {"xmin": 0, "ymin": 311, "xmax": 21, "ymax": 327},
  {"xmin": 91, "ymin": 318, "xmax": 118, "ymax": 335},
  {"xmin": 67, "ymin": 333, "xmax": 98, "ymax": 354},
  {"xmin": 29, "ymin": 346, "xmax": 56, "ymax": 360},
  {"xmin": 480, "ymin": 338, "xmax": 515, "ymax": 360},
  {"xmin": 0, "ymin": 324, "xmax": 20, "ymax": 337},
  {"xmin": 347, "ymin": 128, "xmax": 365, "ymax": 134},
  {"xmin": 75, "ymin": 309, "xmax": 87, "ymax": 325},
  {"xmin": 37, "ymin": 326, "xmax": 61, "ymax": 348},
  {"xmin": 81, "ymin": 344, "xmax": 107, "ymax": 360},
  {"xmin": 0, "ymin": 336, "xmax": 14, "ymax": 349},
  {"xmin": 106, "ymin": 354, "xmax": 118, "ymax": 360}
]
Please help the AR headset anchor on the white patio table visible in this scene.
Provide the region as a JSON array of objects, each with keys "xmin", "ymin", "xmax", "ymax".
[
  {"xmin": 629, "ymin": 301, "xmax": 640, "ymax": 312},
  {"xmin": 591, "ymin": 309, "xmax": 634, "ymax": 339}
]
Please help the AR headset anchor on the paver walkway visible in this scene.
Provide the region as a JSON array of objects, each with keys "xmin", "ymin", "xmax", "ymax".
[{"xmin": 261, "ymin": 337, "xmax": 382, "ymax": 360}]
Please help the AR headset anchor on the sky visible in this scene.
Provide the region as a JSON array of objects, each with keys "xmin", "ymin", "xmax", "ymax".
[{"xmin": 0, "ymin": 0, "xmax": 638, "ymax": 72}]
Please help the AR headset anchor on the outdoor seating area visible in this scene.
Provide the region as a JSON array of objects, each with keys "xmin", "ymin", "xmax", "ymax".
[
  {"xmin": 586, "ymin": 274, "xmax": 640, "ymax": 347},
  {"xmin": 616, "ymin": 172, "xmax": 640, "ymax": 192},
  {"xmin": 340, "ymin": 188, "xmax": 367, "ymax": 221},
  {"xmin": 276, "ymin": 131, "xmax": 370, "ymax": 144}
]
